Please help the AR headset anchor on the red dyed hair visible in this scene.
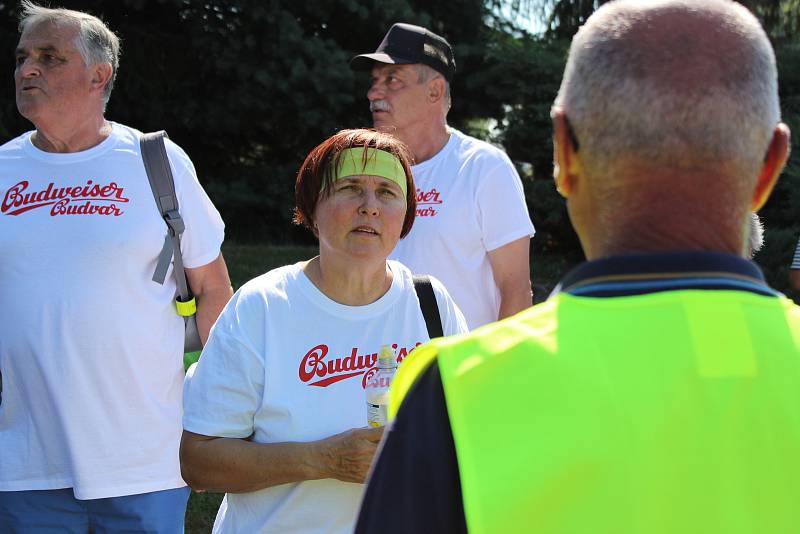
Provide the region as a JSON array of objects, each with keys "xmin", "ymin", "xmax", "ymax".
[{"xmin": 293, "ymin": 129, "xmax": 417, "ymax": 238}]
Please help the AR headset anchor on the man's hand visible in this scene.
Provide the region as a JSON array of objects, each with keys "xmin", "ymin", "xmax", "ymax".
[{"xmin": 313, "ymin": 427, "xmax": 385, "ymax": 483}]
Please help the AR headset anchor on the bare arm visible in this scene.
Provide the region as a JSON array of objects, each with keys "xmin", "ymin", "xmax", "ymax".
[
  {"xmin": 180, "ymin": 426, "xmax": 384, "ymax": 493},
  {"xmin": 186, "ymin": 253, "xmax": 234, "ymax": 344},
  {"xmin": 488, "ymin": 236, "xmax": 532, "ymax": 320}
]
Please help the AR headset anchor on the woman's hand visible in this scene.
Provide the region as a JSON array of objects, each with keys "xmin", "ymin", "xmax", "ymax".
[
  {"xmin": 180, "ymin": 426, "xmax": 385, "ymax": 493},
  {"xmin": 313, "ymin": 427, "xmax": 385, "ymax": 483}
]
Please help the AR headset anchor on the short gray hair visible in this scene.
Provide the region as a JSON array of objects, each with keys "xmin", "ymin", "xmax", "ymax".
[
  {"xmin": 554, "ymin": 0, "xmax": 779, "ymax": 183},
  {"xmin": 18, "ymin": 1, "xmax": 121, "ymax": 104},
  {"xmin": 418, "ymin": 64, "xmax": 451, "ymax": 112}
]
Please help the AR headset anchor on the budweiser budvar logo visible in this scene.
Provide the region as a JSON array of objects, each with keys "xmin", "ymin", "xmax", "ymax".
[
  {"xmin": 2, "ymin": 179, "xmax": 129, "ymax": 217},
  {"xmin": 299, "ymin": 342, "xmax": 422, "ymax": 388},
  {"xmin": 415, "ymin": 187, "xmax": 442, "ymax": 217}
]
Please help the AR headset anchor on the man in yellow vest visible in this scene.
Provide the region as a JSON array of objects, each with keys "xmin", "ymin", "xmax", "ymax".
[{"xmin": 356, "ymin": 1, "xmax": 800, "ymax": 533}]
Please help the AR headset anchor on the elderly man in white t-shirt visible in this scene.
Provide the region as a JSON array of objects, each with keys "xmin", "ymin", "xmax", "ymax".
[
  {"xmin": 0, "ymin": 3, "xmax": 232, "ymax": 532},
  {"xmin": 351, "ymin": 23, "xmax": 535, "ymax": 330}
]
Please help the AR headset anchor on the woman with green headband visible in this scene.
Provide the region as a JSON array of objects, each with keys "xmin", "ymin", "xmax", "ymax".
[{"xmin": 180, "ymin": 129, "xmax": 468, "ymax": 533}]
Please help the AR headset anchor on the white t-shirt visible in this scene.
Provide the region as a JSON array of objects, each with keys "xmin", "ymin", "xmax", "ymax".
[
  {"xmin": 391, "ymin": 128, "xmax": 535, "ymax": 330},
  {"xmin": 183, "ymin": 260, "xmax": 467, "ymax": 534},
  {"xmin": 0, "ymin": 122, "xmax": 225, "ymax": 499}
]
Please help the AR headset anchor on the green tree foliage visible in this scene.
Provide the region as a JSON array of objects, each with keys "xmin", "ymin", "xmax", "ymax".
[
  {"xmin": 0, "ymin": 0, "xmax": 798, "ymax": 296},
  {"xmin": 0, "ymin": 0, "xmax": 498, "ymax": 242}
]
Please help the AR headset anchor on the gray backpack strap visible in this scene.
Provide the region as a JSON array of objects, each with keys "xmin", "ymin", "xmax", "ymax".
[
  {"xmin": 140, "ymin": 131, "xmax": 202, "ymax": 353},
  {"xmin": 412, "ymin": 275, "xmax": 444, "ymax": 339},
  {"xmin": 140, "ymin": 131, "xmax": 186, "ymax": 288}
]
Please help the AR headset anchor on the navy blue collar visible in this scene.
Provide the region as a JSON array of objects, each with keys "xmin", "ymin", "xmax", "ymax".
[{"xmin": 553, "ymin": 251, "xmax": 780, "ymax": 298}]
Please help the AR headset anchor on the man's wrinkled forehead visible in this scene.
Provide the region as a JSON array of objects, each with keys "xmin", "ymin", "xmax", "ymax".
[
  {"xmin": 370, "ymin": 63, "xmax": 417, "ymax": 78},
  {"xmin": 16, "ymin": 20, "xmax": 79, "ymax": 53}
]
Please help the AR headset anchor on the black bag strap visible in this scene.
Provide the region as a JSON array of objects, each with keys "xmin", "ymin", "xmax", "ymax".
[{"xmin": 413, "ymin": 275, "xmax": 444, "ymax": 339}]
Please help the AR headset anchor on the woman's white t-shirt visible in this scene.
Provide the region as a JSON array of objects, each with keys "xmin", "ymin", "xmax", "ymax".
[{"xmin": 183, "ymin": 260, "xmax": 468, "ymax": 534}]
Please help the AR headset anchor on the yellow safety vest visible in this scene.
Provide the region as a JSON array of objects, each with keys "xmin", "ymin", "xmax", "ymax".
[{"xmin": 391, "ymin": 290, "xmax": 800, "ymax": 534}]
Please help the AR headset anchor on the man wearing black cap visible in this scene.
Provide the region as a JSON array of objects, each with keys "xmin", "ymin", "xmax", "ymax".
[{"xmin": 351, "ymin": 23, "xmax": 535, "ymax": 330}]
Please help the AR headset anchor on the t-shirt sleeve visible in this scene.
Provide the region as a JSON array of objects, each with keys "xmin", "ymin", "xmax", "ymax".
[
  {"xmin": 167, "ymin": 140, "xmax": 225, "ymax": 268},
  {"xmin": 430, "ymin": 275, "xmax": 470, "ymax": 336},
  {"xmin": 475, "ymin": 152, "xmax": 535, "ymax": 252},
  {"xmin": 355, "ymin": 362, "xmax": 467, "ymax": 534},
  {"xmin": 183, "ymin": 289, "xmax": 265, "ymax": 438}
]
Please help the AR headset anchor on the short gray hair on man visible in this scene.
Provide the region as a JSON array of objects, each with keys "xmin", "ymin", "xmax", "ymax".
[
  {"xmin": 18, "ymin": 0, "xmax": 121, "ymax": 104},
  {"xmin": 554, "ymin": 0, "xmax": 779, "ymax": 183},
  {"xmin": 418, "ymin": 64, "xmax": 451, "ymax": 112},
  {"xmin": 748, "ymin": 212, "xmax": 765, "ymax": 256}
]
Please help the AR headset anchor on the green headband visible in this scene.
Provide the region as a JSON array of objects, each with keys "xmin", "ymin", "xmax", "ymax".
[{"xmin": 331, "ymin": 147, "xmax": 407, "ymax": 197}]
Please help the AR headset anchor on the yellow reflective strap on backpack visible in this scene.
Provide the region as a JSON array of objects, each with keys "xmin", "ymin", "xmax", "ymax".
[{"xmin": 175, "ymin": 297, "xmax": 197, "ymax": 317}]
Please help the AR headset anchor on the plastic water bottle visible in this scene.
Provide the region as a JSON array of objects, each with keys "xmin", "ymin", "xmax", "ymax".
[{"xmin": 366, "ymin": 345, "xmax": 398, "ymax": 427}]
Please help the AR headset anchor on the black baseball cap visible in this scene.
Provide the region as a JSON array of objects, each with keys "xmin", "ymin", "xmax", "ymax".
[{"xmin": 351, "ymin": 23, "xmax": 456, "ymax": 82}]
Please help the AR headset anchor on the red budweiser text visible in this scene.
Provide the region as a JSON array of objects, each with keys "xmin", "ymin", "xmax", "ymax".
[
  {"xmin": 415, "ymin": 187, "xmax": 442, "ymax": 217},
  {"xmin": 298, "ymin": 342, "xmax": 422, "ymax": 388},
  {"xmin": 2, "ymin": 179, "xmax": 129, "ymax": 216}
]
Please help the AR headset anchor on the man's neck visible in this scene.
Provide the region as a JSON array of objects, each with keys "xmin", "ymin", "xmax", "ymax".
[
  {"xmin": 32, "ymin": 114, "xmax": 111, "ymax": 153},
  {"xmin": 397, "ymin": 122, "xmax": 450, "ymax": 164},
  {"xmin": 583, "ymin": 211, "xmax": 747, "ymax": 260},
  {"xmin": 578, "ymin": 168, "xmax": 751, "ymax": 260}
]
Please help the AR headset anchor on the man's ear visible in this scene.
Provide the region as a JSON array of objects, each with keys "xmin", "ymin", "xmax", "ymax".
[
  {"xmin": 552, "ymin": 108, "xmax": 582, "ymax": 198},
  {"xmin": 752, "ymin": 122, "xmax": 790, "ymax": 211},
  {"xmin": 428, "ymin": 77, "xmax": 445, "ymax": 104},
  {"xmin": 91, "ymin": 62, "xmax": 113, "ymax": 95}
]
